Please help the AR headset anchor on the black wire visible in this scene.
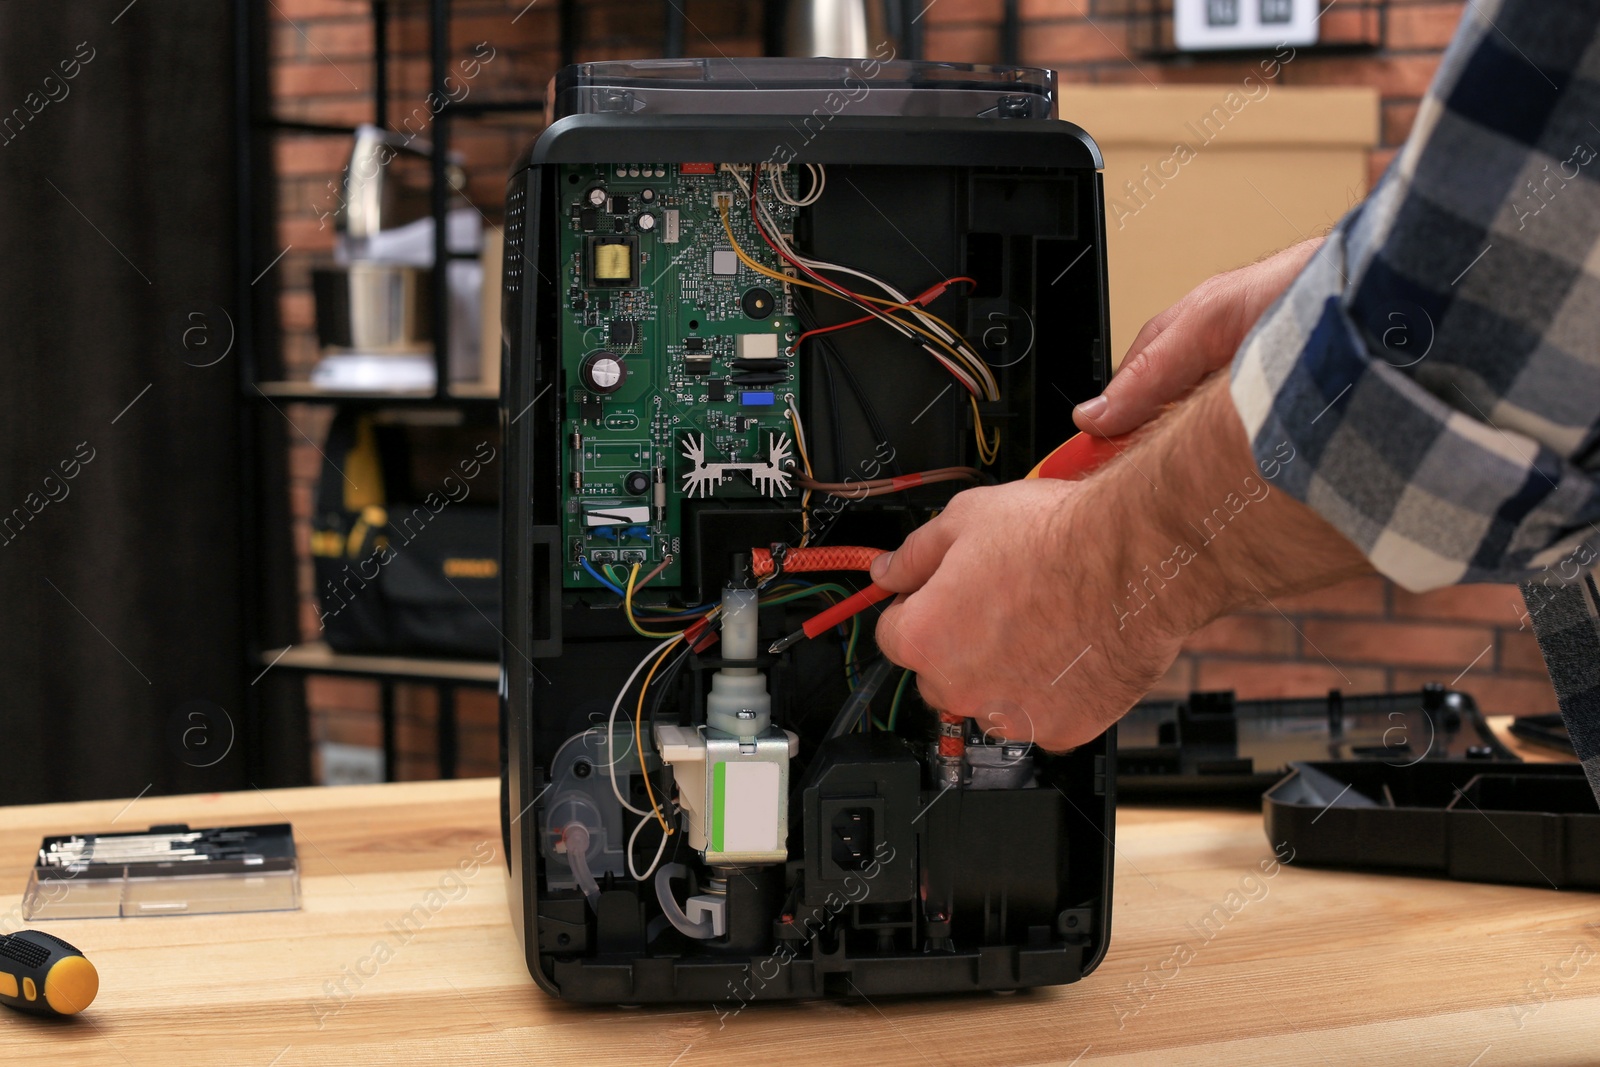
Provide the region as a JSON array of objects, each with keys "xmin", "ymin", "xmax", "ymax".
[
  {"xmin": 625, "ymin": 640, "xmax": 693, "ymax": 881},
  {"xmin": 648, "ymin": 641, "xmax": 694, "ymax": 729},
  {"xmin": 823, "ymin": 655, "xmax": 895, "ymax": 740},
  {"xmin": 793, "ymin": 293, "xmax": 902, "ymax": 479},
  {"xmin": 819, "ymin": 330, "xmax": 846, "ymax": 479}
]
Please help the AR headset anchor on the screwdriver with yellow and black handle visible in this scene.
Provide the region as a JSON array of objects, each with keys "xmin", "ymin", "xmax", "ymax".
[{"xmin": 0, "ymin": 930, "xmax": 99, "ymax": 1016}]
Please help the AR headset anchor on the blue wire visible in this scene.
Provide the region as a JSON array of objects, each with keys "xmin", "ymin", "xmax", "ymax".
[
  {"xmin": 646, "ymin": 576, "xmax": 823, "ymax": 620},
  {"xmin": 578, "ymin": 566, "xmax": 830, "ymax": 617},
  {"xmin": 578, "ymin": 557, "xmax": 626, "ymax": 595}
]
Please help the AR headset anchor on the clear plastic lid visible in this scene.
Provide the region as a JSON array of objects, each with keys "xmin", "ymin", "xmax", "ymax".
[
  {"xmin": 550, "ymin": 58, "xmax": 1056, "ymax": 121},
  {"xmin": 22, "ymin": 823, "xmax": 301, "ymax": 921}
]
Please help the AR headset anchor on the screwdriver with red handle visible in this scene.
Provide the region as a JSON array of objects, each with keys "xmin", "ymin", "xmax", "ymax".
[{"xmin": 766, "ymin": 430, "xmax": 1128, "ymax": 654}]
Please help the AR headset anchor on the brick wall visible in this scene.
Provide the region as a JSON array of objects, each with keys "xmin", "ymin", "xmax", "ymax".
[
  {"xmin": 270, "ymin": 0, "xmax": 765, "ymax": 783},
  {"xmin": 271, "ymin": 0, "xmax": 1551, "ymax": 784}
]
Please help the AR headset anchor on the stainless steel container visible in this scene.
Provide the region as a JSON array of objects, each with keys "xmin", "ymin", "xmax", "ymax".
[
  {"xmin": 785, "ymin": 0, "xmax": 893, "ymax": 58},
  {"xmin": 312, "ymin": 263, "xmax": 433, "ymax": 353}
]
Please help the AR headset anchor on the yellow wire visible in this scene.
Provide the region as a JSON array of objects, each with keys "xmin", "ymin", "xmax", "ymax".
[
  {"xmin": 721, "ymin": 195, "xmax": 1001, "ymax": 466},
  {"xmin": 970, "ymin": 395, "xmax": 1001, "ymax": 466},
  {"xmin": 721, "ymin": 197, "xmax": 1000, "ymax": 461},
  {"xmin": 717, "ymin": 200, "xmax": 996, "ymax": 400},
  {"xmin": 786, "ymin": 401, "xmax": 815, "ymax": 545},
  {"xmin": 737, "ymin": 180, "xmax": 981, "ymax": 367},
  {"xmin": 636, "ymin": 637, "xmax": 680, "ymax": 834},
  {"xmin": 625, "ymin": 563, "xmax": 684, "ymax": 638},
  {"xmin": 788, "ymin": 404, "xmax": 814, "ymax": 476},
  {"xmin": 631, "ymin": 580, "xmax": 856, "ymax": 833}
]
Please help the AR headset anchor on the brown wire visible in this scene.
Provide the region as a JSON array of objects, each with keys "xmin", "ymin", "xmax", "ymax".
[
  {"xmin": 794, "ymin": 467, "xmax": 981, "ymax": 498},
  {"xmin": 632, "ymin": 554, "xmax": 673, "ymax": 594}
]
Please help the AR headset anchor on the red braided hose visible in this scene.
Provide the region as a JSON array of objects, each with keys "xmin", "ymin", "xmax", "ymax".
[
  {"xmin": 751, "ymin": 545, "xmax": 884, "ymax": 577},
  {"xmin": 938, "ymin": 712, "xmax": 966, "ymax": 758}
]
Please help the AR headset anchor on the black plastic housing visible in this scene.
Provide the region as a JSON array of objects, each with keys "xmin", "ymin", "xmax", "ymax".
[
  {"xmin": 1264, "ymin": 760, "xmax": 1600, "ymax": 889},
  {"xmin": 1119, "ymin": 685, "xmax": 1514, "ymax": 799},
  {"xmin": 500, "ymin": 59, "xmax": 1114, "ymax": 1003}
]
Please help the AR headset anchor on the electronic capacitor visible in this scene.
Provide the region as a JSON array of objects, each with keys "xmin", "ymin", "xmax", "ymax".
[{"xmin": 580, "ymin": 351, "xmax": 627, "ymax": 394}]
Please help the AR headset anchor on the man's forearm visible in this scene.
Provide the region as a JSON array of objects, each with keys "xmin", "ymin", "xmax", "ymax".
[{"xmin": 1091, "ymin": 372, "xmax": 1372, "ymax": 640}]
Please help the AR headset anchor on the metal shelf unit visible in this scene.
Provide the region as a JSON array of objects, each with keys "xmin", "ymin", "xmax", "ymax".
[
  {"xmin": 237, "ymin": 0, "xmax": 548, "ymax": 784},
  {"xmin": 236, "ymin": 0, "xmax": 926, "ymax": 784}
]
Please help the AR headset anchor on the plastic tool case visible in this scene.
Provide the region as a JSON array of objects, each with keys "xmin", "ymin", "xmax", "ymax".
[{"xmin": 500, "ymin": 58, "xmax": 1114, "ymax": 1003}]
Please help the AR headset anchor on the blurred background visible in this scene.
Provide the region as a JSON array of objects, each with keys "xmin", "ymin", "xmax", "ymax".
[{"xmin": 2, "ymin": 0, "xmax": 1540, "ymax": 806}]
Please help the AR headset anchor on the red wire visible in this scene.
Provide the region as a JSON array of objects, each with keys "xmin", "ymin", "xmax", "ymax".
[
  {"xmin": 751, "ymin": 545, "xmax": 884, "ymax": 577},
  {"xmin": 752, "ymin": 179, "xmax": 978, "ymax": 318},
  {"xmin": 750, "ymin": 179, "xmax": 860, "ymax": 304},
  {"xmin": 788, "ymin": 280, "xmax": 980, "ymax": 353},
  {"xmin": 750, "ymin": 174, "xmax": 982, "ymax": 392},
  {"xmin": 791, "ymin": 312, "xmax": 876, "ymax": 351},
  {"xmin": 751, "ymin": 183, "xmax": 965, "ymax": 392}
]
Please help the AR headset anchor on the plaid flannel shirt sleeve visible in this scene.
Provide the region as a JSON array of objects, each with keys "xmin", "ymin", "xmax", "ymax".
[{"xmin": 1229, "ymin": 0, "xmax": 1600, "ymax": 593}]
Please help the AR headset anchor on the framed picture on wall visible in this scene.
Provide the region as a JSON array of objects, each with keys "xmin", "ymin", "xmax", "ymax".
[{"xmin": 1174, "ymin": 0, "xmax": 1320, "ymax": 50}]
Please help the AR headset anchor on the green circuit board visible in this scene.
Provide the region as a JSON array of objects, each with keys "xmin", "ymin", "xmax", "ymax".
[{"xmin": 558, "ymin": 162, "xmax": 802, "ymax": 591}]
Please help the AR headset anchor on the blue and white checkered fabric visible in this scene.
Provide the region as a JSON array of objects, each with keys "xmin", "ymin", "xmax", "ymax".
[
  {"xmin": 1232, "ymin": 0, "xmax": 1600, "ymax": 591},
  {"xmin": 1228, "ymin": 0, "xmax": 1600, "ymax": 803}
]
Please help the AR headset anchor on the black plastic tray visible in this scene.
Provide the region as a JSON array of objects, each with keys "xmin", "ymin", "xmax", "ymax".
[
  {"xmin": 1264, "ymin": 760, "xmax": 1600, "ymax": 889},
  {"xmin": 1117, "ymin": 685, "xmax": 1514, "ymax": 798}
]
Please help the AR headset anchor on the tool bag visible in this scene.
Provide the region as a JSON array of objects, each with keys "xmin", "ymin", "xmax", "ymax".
[{"xmin": 310, "ymin": 409, "xmax": 501, "ymax": 658}]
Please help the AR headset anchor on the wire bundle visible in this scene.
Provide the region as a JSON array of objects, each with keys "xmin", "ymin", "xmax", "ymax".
[
  {"xmin": 715, "ymin": 163, "xmax": 1001, "ymax": 464},
  {"xmin": 795, "ymin": 467, "xmax": 980, "ymax": 499},
  {"xmin": 765, "ymin": 161, "xmax": 825, "ymax": 207},
  {"xmin": 602, "ymin": 573, "xmax": 867, "ymax": 881},
  {"xmin": 588, "ymin": 164, "xmax": 996, "ymax": 883}
]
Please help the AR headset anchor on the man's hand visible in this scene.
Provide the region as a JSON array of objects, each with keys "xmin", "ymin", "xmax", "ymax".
[
  {"xmin": 873, "ymin": 371, "xmax": 1371, "ymax": 750},
  {"xmin": 869, "ymin": 476, "xmax": 1181, "ymax": 750},
  {"xmin": 1073, "ymin": 238, "xmax": 1323, "ymax": 438}
]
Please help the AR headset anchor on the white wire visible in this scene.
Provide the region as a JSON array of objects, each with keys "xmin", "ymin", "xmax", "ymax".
[
  {"xmin": 731, "ymin": 162, "xmax": 998, "ymax": 402},
  {"xmin": 603, "ymin": 635, "xmax": 684, "ymax": 881},
  {"xmin": 628, "ymin": 805, "xmax": 672, "ymax": 881},
  {"xmin": 766, "ymin": 162, "xmax": 796, "ymax": 206},
  {"xmin": 784, "ymin": 392, "xmax": 812, "ymax": 467},
  {"xmin": 750, "ymin": 165, "xmax": 998, "ymax": 400},
  {"xmin": 606, "ymin": 635, "xmax": 679, "ymax": 818},
  {"xmin": 784, "ymin": 392, "xmax": 817, "ymax": 547},
  {"xmin": 767, "ymin": 162, "xmax": 825, "ymax": 208},
  {"xmin": 803, "ymin": 163, "xmax": 825, "ymax": 205},
  {"xmin": 802, "ymin": 260, "xmax": 947, "ymax": 339},
  {"xmin": 788, "ymin": 252, "xmax": 996, "ymax": 398},
  {"xmin": 720, "ymin": 162, "xmax": 753, "ymax": 198}
]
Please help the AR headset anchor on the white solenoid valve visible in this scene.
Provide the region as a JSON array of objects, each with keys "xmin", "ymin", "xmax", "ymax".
[{"xmin": 655, "ymin": 579, "xmax": 798, "ymax": 865}]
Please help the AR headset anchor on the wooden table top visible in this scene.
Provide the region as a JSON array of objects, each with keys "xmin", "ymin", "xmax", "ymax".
[{"xmin": 1, "ymin": 724, "xmax": 1594, "ymax": 1065}]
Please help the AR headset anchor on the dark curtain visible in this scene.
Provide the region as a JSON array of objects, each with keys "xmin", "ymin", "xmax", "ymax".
[{"xmin": 0, "ymin": 2, "xmax": 304, "ymax": 803}]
